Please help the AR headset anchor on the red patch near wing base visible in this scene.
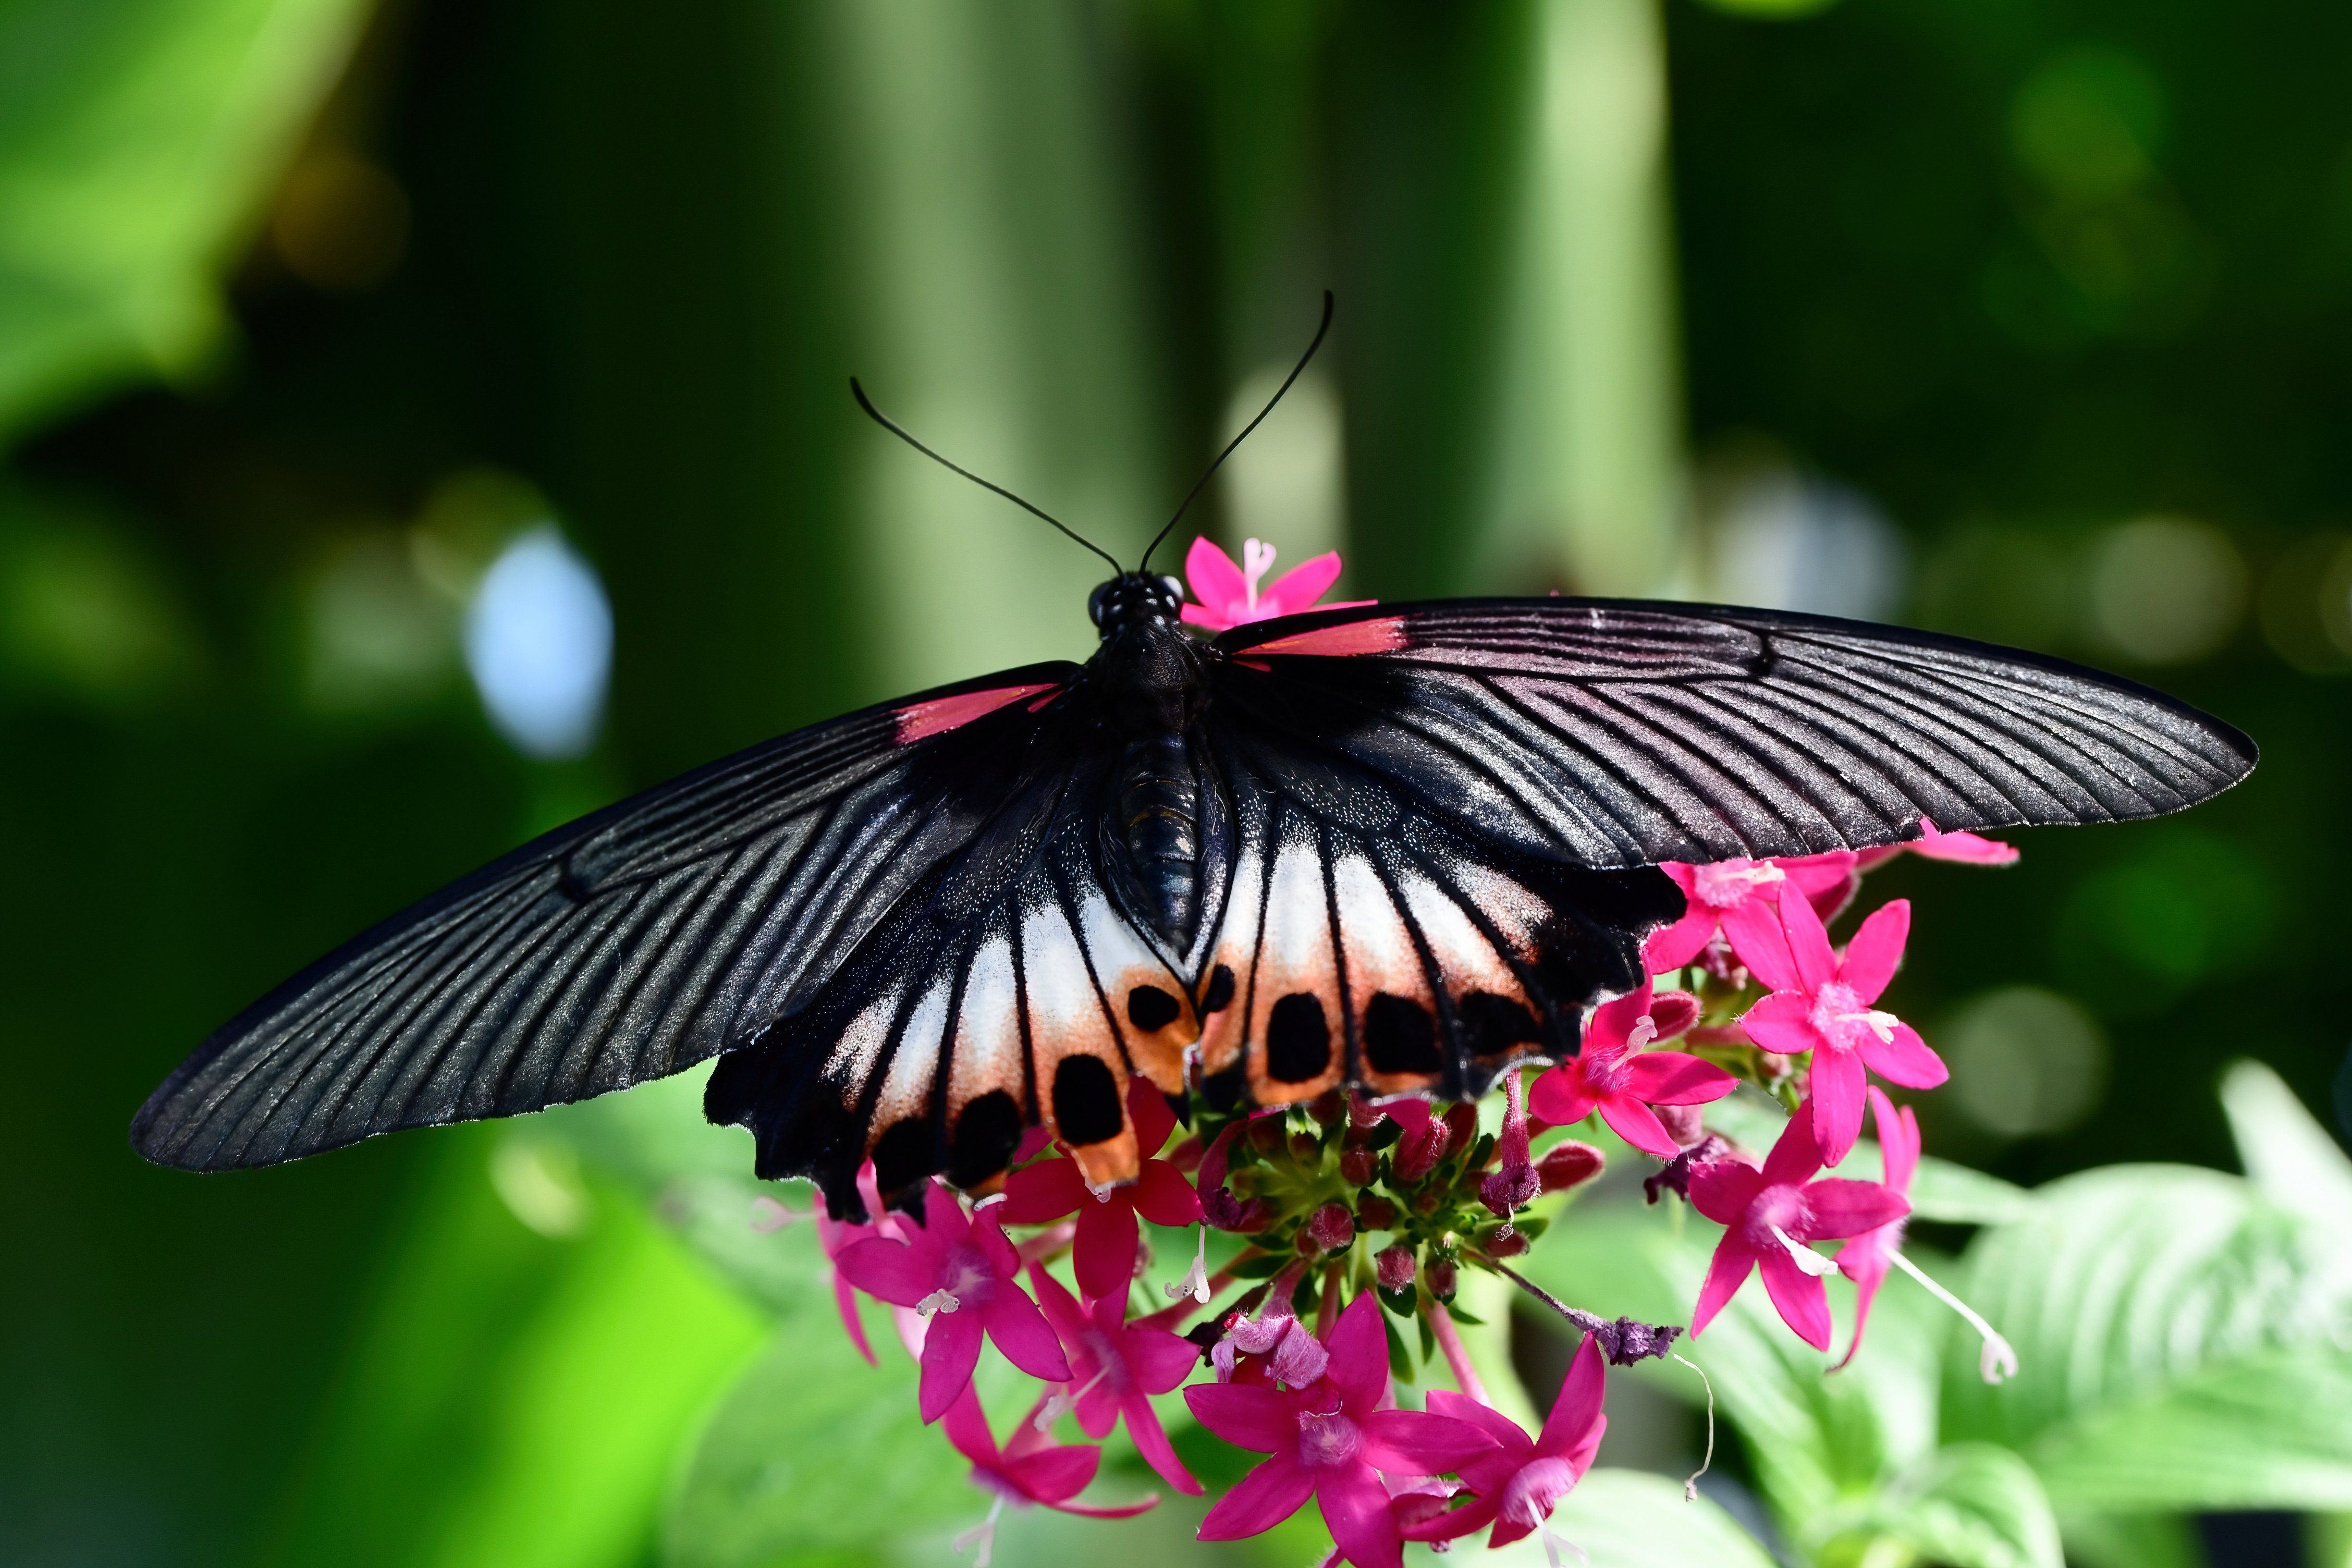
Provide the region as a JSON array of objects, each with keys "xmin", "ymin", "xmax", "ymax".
[
  {"xmin": 1244, "ymin": 616, "xmax": 1408, "ymax": 659},
  {"xmin": 893, "ymin": 683, "xmax": 1057, "ymax": 743}
]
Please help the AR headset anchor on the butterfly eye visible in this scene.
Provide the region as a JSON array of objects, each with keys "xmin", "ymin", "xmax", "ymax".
[
  {"xmin": 1158, "ymin": 574, "xmax": 1184, "ymax": 605},
  {"xmin": 1087, "ymin": 581, "xmax": 1112, "ymax": 626}
]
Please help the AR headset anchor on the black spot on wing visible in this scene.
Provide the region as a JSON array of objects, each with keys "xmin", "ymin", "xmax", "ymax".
[
  {"xmin": 1460, "ymin": 991, "xmax": 1542, "ymax": 1057},
  {"xmin": 1267, "ymin": 993, "xmax": 1332, "ymax": 1083},
  {"xmin": 1364, "ymin": 993, "xmax": 1441, "ymax": 1075},
  {"xmin": 1201, "ymin": 1065, "xmax": 1245, "ymax": 1113},
  {"xmin": 1126, "ymin": 984, "xmax": 1181, "ymax": 1032},
  {"xmin": 1201, "ymin": 964, "xmax": 1236, "ymax": 1014},
  {"xmin": 948, "ymin": 1090, "xmax": 1025, "ymax": 1188},
  {"xmin": 1051, "ymin": 1055, "xmax": 1123, "ymax": 1146},
  {"xmin": 871, "ymin": 1117, "xmax": 936, "ymax": 1198}
]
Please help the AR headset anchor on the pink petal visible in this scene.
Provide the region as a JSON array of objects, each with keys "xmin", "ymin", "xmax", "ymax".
[
  {"xmin": 1914, "ymin": 818, "xmax": 2019, "ymax": 865},
  {"xmin": 1758, "ymin": 1250, "xmax": 1833, "ymax": 1350},
  {"xmin": 1050, "ymin": 1494, "xmax": 1161, "ymax": 1521},
  {"xmin": 1775, "ymin": 888, "xmax": 1840, "ymax": 994},
  {"xmin": 1322, "ymin": 1295, "xmax": 1389, "ymax": 1413},
  {"xmin": 1809, "ymin": 1048, "xmax": 1869, "ymax": 1168},
  {"xmin": 969, "ymin": 1202, "xmax": 1021, "ymax": 1277},
  {"xmin": 1685, "ymin": 1158, "xmax": 1765, "ymax": 1226},
  {"xmin": 1184, "ymin": 536, "xmax": 1250, "ymax": 618},
  {"xmin": 1796, "ymin": 1178, "xmax": 1909, "ymax": 1240},
  {"xmin": 999, "ymin": 1157, "xmax": 1089, "ymax": 1224},
  {"xmin": 1536, "ymin": 1332, "xmax": 1607, "ymax": 1456},
  {"xmin": 1074, "ymin": 1194, "xmax": 1141, "ymax": 1302},
  {"xmin": 1858, "ymin": 1022, "xmax": 1948, "ymax": 1090},
  {"xmin": 1258, "ymin": 551, "xmax": 1344, "ymax": 616},
  {"xmin": 1398, "ymin": 1491, "xmax": 1501, "ymax": 1544},
  {"xmin": 1832, "ymin": 1255, "xmax": 1891, "ymax": 1374},
  {"xmin": 1690, "ymin": 1234, "xmax": 1756, "ymax": 1337},
  {"xmin": 1114, "ymin": 1307, "xmax": 1207, "ymax": 1394},
  {"xmin": 832, "ymin": 1271, "xmax": 877, "ymax": 1366},
  {"xmin": 1320, "ymin": 1460, "xmax": 1407, "ymax": 1568},
  {"xmin": 1596, "ymin": 1095, "xmax": 1681, "ymax": 1160},
  {"xmin": 1129, "ymin": 1075, "xmax": 1177, "ymax": 1155},
  {"xmin": 1122, "ymin": 1392, "xmax": 1203, "ymax": 1495},
  {"xmin": 1529, "ymin": 1067, "xmax": 1597, "ymax": 1126},
  {"xmin": 1871, "ymin": 1087, "xmax": 1920, "ymax": 1194},
  {"xmin": 1760, "ymin": 1102, "xmax": 1827, "ymax": 1186},
  {"xmin": 1738, "ymin": 990, "xmax": 1823, "ymax": 1058},
  {"xmin": 1646, "ymin": 990, "xmax": 1702, "ymax": 1041},
  {"xmin": 1719, "ymin": 899, "xmax": 1799, "ymax": 990},
  {"xmin": 939, "ymin": 1381, "xmax": 1001, "ymax": 1467},
  {"xmin": 1585, "ymin": 982, "xmax": 1654, "ymax": 1062},
  {"xmin": 918, "ymin": 1309, "xmax": 986, "ymax": 1423},
  {"xmin": 1777, "ymin": 849, "xmax": 1860, "ymax": 897},
  {"xmin": 1134, "ymin": 1160, "xmax": 1203, "ymax": 1228},
  {"xmin": 1643, "ymin": 908, "xmax": 1718, "ymax": 974},
  {"xmin": 1182, "ymin": 1382, "xmax": 1296, "ymax": 1453},
  {"xmin": 1197, "ymin": 1455, "xmax": 1317, "ymax": 1539},
  {"xmin": 1838, "ymin": 900, "xmax": 1910, "ymax": 1001},
  {"xmin": 1179, "ymin": 601, "xmax": 1234, "ymax": 631},
  {"xmin": 984, "ymin": 1277, "xmax": 1075, "ymax": 1384},
  {"xmin": 1007, "ymin": 1442, "xmax": 1100, "ymax": 1504},
  {"xmin": 1028, "ymin": 1265, "xmax": 1095, "ymax": 1367},
  {"xmin": 1426, "ymin": 1390, "xmax": 1533, "ymax": 1455},
  {"xmin": 834, "ymin": 1236, "xmax": 936, "ymax": 1307},
  {"xmin": 1618, "ymin": 1050, "xmax": 1738, "ymax": 1108},
  {"xmin": 1361, "ymin": 1410, "xmax": 1499, "ymax": 1475}
]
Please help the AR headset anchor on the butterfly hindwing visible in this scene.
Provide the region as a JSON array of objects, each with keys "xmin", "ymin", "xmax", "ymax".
[{"xmin": 704, "ymin": 748, "xmax": 1202, "ymax": 1217}]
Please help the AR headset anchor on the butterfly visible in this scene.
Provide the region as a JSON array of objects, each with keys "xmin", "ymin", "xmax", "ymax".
[{"xmin": 128, "ymin": 309, "xmax": 2257, "ymax": 1219}]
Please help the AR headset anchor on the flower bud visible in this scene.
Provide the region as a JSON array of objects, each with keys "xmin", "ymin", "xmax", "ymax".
[
  {"xmin": 1655, "ymin": 1103, "xmax": 1706, "ymax": 1149},
  {"xmin": 1354, "ymin": 1195, "xmax": 1398, "ymax": 1231},
  {"xmin": 1340, "ymin": 1147, "xmax": 1375, "ymax": 1186},
  {"xmin": 1306, "ymin": 1200, "xmax": 1355, "ymax": 1253},
  {"xmin": 1536, "ymin": 1140, "xmax": 1606, "ymax": 1193},
  {"xmin": 1308, "ymin": 1090, "xmax": 1346, "ymax": 1126},
  {"xmin": 1392, "ymin": 1118, "xmax": 1450, "ymax": 1181},
  {"xmin": 1248, "ymin": 1117, "xmax": 1284, "ymax": 1154},
  {"xmin": 1485, "ymin": 1224, "xmax": 1529, "ymax": 1258},
  {"xmin": 1425, "ymin": 1256, "xmax": 1459, "ymax": 1301},
  {"xmin": 1443, "ymin": 1102, "xmax": 1479, "ymax": 1151},
  {"xmin": 1375, "ymin": 1244, "xmax": 1417, "ymax": 1292},
  {"xmin": 1647, "ymin": 989, "xmax": 1702, "ymax": 1042},
  {"xmin": 1290, "ymin": 1132, "xmax": 1322, "ymax": 1166}
]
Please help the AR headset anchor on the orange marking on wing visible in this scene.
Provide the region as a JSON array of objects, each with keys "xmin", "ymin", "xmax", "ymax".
[
  {"xmin": 1110, "ymin": 964, "xmax": 1196, "ymax": 1093},
  {"xmin": 1332, "ymin": 855, "xmax": 1446, "ymax": 1097},
  {"xmin": 893, "ymin": 682, "xmax": 1057, "ymax": 743},
  {"xmin": 1245, "ymin": 616, "xmax": 1408, "ymax": 659},
  {"xmin": 1245, "ymin": 840, "xmax": 1346, "ymax": 1106}
]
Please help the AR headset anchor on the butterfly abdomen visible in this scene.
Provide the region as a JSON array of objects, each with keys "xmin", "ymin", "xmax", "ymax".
[{"xmin": 1108, "ymin": 733, "xmax": 1202, "ymax": 947}]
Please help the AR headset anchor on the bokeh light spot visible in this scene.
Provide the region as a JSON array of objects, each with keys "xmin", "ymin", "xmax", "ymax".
[
  {"xmin": 464, "ymin": 528, "xmax": 614, "ymax": 760},
  {"xmin": 1943, "ymin": 986, "xmax": 2109, "ymax": 1138},
  {"xmin": 2084, "ymin": 516, "xmax": 2246, "ymax": 665}
]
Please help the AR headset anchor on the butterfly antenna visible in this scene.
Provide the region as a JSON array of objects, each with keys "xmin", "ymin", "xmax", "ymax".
[
  {"xmin": 849, "ymin": 378, "xmax": 1124, "ymax": 575},
  {"xmin": 1136, "ymin": 289, "xmax": 1335, "ymax": 577}
]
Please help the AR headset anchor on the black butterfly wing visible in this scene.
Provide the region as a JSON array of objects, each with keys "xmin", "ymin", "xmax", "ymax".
[
  {"xmin": 129, "ymin": 664, "xmax": 1087, "ymax": 1173},
  {"xmin": 1185, "ymin": 596, "xmax": 2255, "ymax": 1104},
  {"xmin": 703, "ymin": 736, "xmax": 1207, "ymax": 1217},
  {"xmin": 1211, "ymin": 597, "xmax": 2257, "ymax": 867}
]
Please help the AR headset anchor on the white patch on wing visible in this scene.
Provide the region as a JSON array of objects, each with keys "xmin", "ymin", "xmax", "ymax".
[
  {"xmin": 1021, "ymin": 899, "xmax": 1107, "ymax": 1054},
  {"xmin": 1447, "ymin": 863, "xmax": 1550, "ymax": 956},
  {"xmin": 1078, "ymin": 891, "xmax": 1192, "ymax": 1090},
  {"xmin": 874, "ymin": 976, "xmax": 950, "ymax": 1127},
  {"xmin": 824, "ymin": 988, "xmax": 900, "ymax": 1092},
  {"xmin": 1395, "ymin": 869, "xmax": 1520, "ymax": 996},
  {"xmin": 1332, "ymin": 854, "xmax": 1425, "ymax": 1005},
  {"xmin": 955, "ymin": 936, "xmax": 1023, "ymax": 1087}
]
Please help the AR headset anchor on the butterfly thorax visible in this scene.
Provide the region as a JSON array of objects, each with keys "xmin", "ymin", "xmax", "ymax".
[{"xmin": 1086, "ymin": 573, "xmax": 1210, "ymax": 950}]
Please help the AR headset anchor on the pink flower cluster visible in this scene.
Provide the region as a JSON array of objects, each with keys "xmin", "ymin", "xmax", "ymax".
[{"xmin": 751, "ymin": 543, "xmax": 2027, "ymax": 1560}]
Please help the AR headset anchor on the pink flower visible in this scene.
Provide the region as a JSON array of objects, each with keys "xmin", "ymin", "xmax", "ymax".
[
  {"xmin": 1643, "ymin": 852, "xmax": 1858, "ymax": 975},
  {"xmin": 1855, "ymin": 816, "xmax": 2019, "ymax": 871},
  {"xmin": 1528, "ymin": 982, "xmax": 1734, "ymax": 1159},
  {"xmin": 835, "ymin": 1184, "xmax": 1071, "ymax": 1421},
  {"xmin": 1400, "ymin": 1331, "xmax": 1608, "ymax": 1548},
  {"xmin": 1831, "ymin": 1088, "xmax": 1917, "ymax": 1372},
  {"xmin": 1686, "ymin": 1103, "xmax": 1909, "ymax": 1351},
  {"xmin": 1028, "ymin": 1265, "xmax": 1204, "ymax": 1495},
  {"xmin": 1195, "ymin": 1121, "xmax": 1269, "ymax": 1233},
  {"xmin": 1735, "ymin": 892, "xmax": 1947, "ymax": 1165},
  {"xmin": 940, "ymin": 1380, "xmax": 1157, "ymax": 1520},
  {"xmin": 1179, "ymin": 536, "xmax": 1370, "ymax": 633},
  {"xmin": 1381, "ymin": 1097, "xmax": 1452, "ymax": 1182},
  {"xmin": 1184, "ymin": 1296, "xmax": 1498, "ymax": 1568},
  {"xmin": 1001, "ymin": 1075, "xmax": 1203, "ymax": 1301}
]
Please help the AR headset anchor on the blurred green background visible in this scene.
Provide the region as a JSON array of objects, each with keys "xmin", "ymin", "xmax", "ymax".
[{"xmin": 3, "ymin": 0, "xmax": 2347, "ymax": 1564}]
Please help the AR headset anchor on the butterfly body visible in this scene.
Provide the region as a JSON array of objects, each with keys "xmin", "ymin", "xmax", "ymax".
[{"xmin": 130, "ymin": 583, "xmax": 2257, "ymax": 1222}]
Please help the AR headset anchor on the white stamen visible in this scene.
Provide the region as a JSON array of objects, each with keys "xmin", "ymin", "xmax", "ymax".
[
  {"xmin": 1243, "ymin": 538, "xmax": 1277, "ymax": 608},
  {"xmin": 1033, "ymin": 1366, "xmax": 1110, "ymax": 1431},
  {"xmin": 1164, "ymin": 1223, "xmax": 1211, "ymax": 1303},
  {"xmin": 1890, "ymin": 1250, "xmax": 2019, "ymax": 1383},
  {"xmin": 1693, "ymin": 861, "xmax": 1784, "ymax": 906},
  {"xmin": 1671, "ymin": 1352, "xmax": 1716, "ymax": 1502},
  {"xmin": 1627, "ymin": 1016, "xmax": 1659, "ymax": 1052},
  {"xmin": 917, "ymin": 1289, "xmax": 961, "ymax": 1317},
  {"xmin": 952, "ymin": 1495, "xmax": 1004, "ymax": 1568},
  {"xmin": 1539, "ymin": 1525, "xmax": 1591, "ymax": 1568},
  {"xmin": 1770, "ymin": 1224, "xmax": 1842, "ymax": 1277},
  {"xmin": 1833, "ymin": 1007, "xmax": 1901, "ymax": 1045},
  {"xmin": 748, "ymin": 1195, "xmax": 796, "ymax": 1233}
]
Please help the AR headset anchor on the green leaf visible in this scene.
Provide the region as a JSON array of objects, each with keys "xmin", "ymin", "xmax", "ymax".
[
  {"xmin": 0, "ymin": 0, "xmax": 371, "ymax": 442},
  {"xmin": 2221, "ymin": 1057, "xmax": 2352, "ymax": 1239},
  {"xmin": 2053, "ymin": 1511, "xmax": 2203, "ymax": 1568},
  {"xmin": 1812, "ymin": 1443, "xmax": 2063, "ymax": 1568},
  {"xmin": 1944, "ymin": 1158, "xmax": 2352, "ymax": 1511},
  {"xmin": 665, "ymin": 1275, "xmax": 974, "ymax": 1567},
  {"xmin": 1477, "ymin": 1468, "xmax": 1777, "ymax": 1568}
]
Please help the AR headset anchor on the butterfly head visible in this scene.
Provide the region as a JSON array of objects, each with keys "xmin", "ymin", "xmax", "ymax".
[{"xmin": 1088, "ymin": 573, "xmax": 1186, "ymax": 641}]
